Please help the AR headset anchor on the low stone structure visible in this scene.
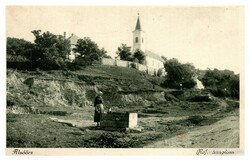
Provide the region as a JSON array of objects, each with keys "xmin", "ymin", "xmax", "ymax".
[{"xmin": 101, "ymin": 112, "xmax": 138, "ymax": 129}]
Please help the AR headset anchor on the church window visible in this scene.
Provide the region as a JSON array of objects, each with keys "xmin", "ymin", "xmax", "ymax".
[
  {"xmin": 142, "ymin": 38, "xmax": 144, "ymax": 43},
  {"xmin": 136, "ymin": 37, "xmax": 138, "ymax": 43}
]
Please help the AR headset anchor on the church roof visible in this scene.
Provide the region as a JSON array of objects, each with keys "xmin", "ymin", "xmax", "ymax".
[
  {"xmin": 67, "ymin": 34, "xmax": 80, "ymax": 45},
  {"xmin": 145, "ymin": 50, "xmax": 164, "ymax": 62},
  {"xmin": 135, "ymin": 16, "xmax": 142, "ymax": 30}
]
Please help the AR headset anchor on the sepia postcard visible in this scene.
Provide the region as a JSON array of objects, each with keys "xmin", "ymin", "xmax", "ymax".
[{"xmin": 5, "ymin": 5, "xmax": 244, "ymax": 156}]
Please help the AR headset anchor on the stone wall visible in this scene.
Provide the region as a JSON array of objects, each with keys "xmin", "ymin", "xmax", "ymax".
[
  {"xmin": 116, "ymin": 60, "xmax": 129, "ymax": 67},
  {"xmin": 101, "ymin": 112, "xmax": 138, "ymax": 129},
  {"xmin": 102, "ymin": 58, "xmax": 163, "ymax": 76},
  {"xmin": 138, "ymin": 64, "xmax": 147, "ymax": 73},
  {"xmin": 102, "ymin": 58, "xmax": 116, "ymax": 66}
]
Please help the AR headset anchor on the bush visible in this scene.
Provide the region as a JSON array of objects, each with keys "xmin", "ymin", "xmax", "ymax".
[
  {"xmin": 164, "ymin": 93, "xmax": 179, "ymax": 102},
  {"xmin": 157, "ymin": 68, "xmax": 163, "ymax": 77},
  {"xmin": 186, "ymin": 95, "xmax": 211, "ymax": 102},
  {"xmin": 133, "ymin": 49, "xmax": 145, "ymax": 64},
  {"xmin": 7, "ymin": 55, "xmax": 29, "ymax": 62},
  {"xmin": 7, "ymin": 37, "xmax": 35, "ymax": 61},
  {"xmin": 116, "ymin": 44, "xmax": 133, "ymax": 61},
  {"xmin": 130, "ymin": 62, "xmax": 137, "ymax": 69},
  {"xmin": 170, "ymin": 90, "xmax": 184, "ymax": 99}
]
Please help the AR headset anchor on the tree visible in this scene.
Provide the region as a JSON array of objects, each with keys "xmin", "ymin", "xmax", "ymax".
[
  {"xmin": 133, "ymin": 49, "xmax": 145, "ymax": 64},
  {"xmin": 163, "ymin": 58, "xmax": 196, "ymax": 89},
  {"xmin": 116, "ymin": 44, "xmax": 133, "ymax": 61},
  {"xmin": 229, "ymin": 74, "xmax": 239, "ymax": 98},
  {"xmin": 201, "ymin": 69, "xmax": 239, "ymax": 98},
  {"xmin": 73, "ymin": 37, "xmax": 105, "ymax": 65},
  {"xmin": 31, "ymin": 30, "xmax": 71, "ymax": 68},
  {"xmin": 100, "ymin": 48, "xmax": 112, "ymax": 59},
  {"xmin": 7, "ymin": 37, "xmax": 35, "ymax": 62}
]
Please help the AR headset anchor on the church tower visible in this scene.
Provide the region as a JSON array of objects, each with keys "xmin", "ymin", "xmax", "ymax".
[{"xmin": 132, "ymin": 14, "xmax": 146, "ymax": 52}]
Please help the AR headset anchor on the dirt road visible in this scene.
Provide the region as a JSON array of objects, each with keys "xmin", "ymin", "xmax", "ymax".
[{"xmin": 145, "ymin": 114, "xmax": 239, "ymax": 148}]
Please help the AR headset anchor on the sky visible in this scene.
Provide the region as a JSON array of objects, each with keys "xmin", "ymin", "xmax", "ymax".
[{"xmin": 6, "ymin": 6, "xmax": 244, "ymax": 74}]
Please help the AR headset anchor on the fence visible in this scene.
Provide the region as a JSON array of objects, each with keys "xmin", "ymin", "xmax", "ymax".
[{"xmin": 102, "ymin": 58, "xmax": 165, "ymax": 76}]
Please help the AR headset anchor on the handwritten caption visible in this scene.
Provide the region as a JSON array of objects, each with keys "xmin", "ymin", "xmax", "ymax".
[
  {"xmin": 196, "ymin": 149, "xmax": 235, "ymax": 156},
  {"xmin": 12, "ymin": 149, "xmax": 33, "ymax": 155}
]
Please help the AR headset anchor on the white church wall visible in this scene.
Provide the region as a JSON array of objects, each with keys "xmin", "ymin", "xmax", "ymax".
[
  {"xmin": 145, "ymin": 57, "xmax": 164, "ymax": 70},
  {"xmin": 147, "ymin": 67, "xmax": 156, "ymax": 76}
]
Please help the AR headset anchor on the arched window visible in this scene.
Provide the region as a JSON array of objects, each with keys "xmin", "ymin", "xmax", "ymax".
[
  {"xmin": 135, "ymin": 37, "xmax": 138, "ymax": 43},
  {"xmin": 142, "ymin": 37, "xmax": 144, "ymax": 43}
]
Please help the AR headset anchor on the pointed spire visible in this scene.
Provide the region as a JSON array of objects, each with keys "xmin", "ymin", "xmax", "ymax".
[{"xmin": 135, "ymin": 13, "xmax": 141, "ymax": 30}]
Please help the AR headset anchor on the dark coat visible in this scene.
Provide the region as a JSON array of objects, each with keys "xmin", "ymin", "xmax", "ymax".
[{"xmin": 94, "ymin": 96, "xmax": 104, "ymax": 122}]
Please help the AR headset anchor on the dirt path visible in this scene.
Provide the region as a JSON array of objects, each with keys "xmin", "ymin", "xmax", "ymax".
[
  {"xmin": 145, "ymin": 114, "xmax": 239, "ymax": 148},
  {"xmin": 49, "ymin": 117, "xmax": 93, "ymax": 127}
]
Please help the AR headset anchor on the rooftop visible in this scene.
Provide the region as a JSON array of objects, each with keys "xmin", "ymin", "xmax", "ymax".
[
  {"xmin": 67, "ymin": 34, "xmax": 80, "ymax": 45},
  {"xmin": 145, "ymin": 50, "xmax": 164, "ymax": 62}
]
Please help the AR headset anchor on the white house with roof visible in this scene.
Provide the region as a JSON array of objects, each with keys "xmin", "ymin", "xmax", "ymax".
[
  {"xmin": 132, "ymin": 15, "xmax": 165, "ymax": 73},
  {"xmin": 64, "ymin": 32, "xmax": 80, "ymax": 61}
]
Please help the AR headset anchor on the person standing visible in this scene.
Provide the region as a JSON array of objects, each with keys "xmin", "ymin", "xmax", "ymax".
[{"xmin": 94, "ymin": 91, "xmax": 104, "ymax": 127}]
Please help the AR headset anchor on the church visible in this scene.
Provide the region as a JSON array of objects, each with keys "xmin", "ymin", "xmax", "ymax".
[
  {"xmin": 132, "ymin": 14, "xmax": 165, "ymax": 72},
  {"xmin": 66, "ymin": 14, "xmax": 166, "ymax": 76}
]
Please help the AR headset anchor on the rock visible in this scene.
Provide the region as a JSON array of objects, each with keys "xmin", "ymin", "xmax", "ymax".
[
  {"xmin": 126, "ymin": 127, "xmax": 143, "ymax": 133},
  {"xmin": 24, "ymin": 77, "xmax": 34, "ymax": 88}
]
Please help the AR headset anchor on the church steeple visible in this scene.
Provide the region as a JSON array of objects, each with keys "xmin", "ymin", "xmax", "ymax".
[
  {"xmin": 132, "ymin": 13, "xmax": 146, "ymax": 52},
  {"xmin": 135, "ymin": 14, "xmax": 141, "ymax": 30}
]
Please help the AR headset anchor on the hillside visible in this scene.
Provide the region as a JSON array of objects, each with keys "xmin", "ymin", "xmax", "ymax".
[
  {"xmin": 6, "ymin": 64, "xmax": 239, "ymax": 148},
  {"xmin": 7, "ymin": 64, "xmax": 166, "ymax": 112}
]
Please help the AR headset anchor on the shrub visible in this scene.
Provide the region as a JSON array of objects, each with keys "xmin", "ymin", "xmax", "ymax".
[
  {"xmin": 186, "ymin": 95, "xmax": 211, "ymax": 102},
  {"xmin": 130, "ymin": 62, "xmax": 137, "ymax": 69},
  {"xmin": 133, "ymin": 49, "xmax": 145, "ymax": 64},
  {"xmin": 116, "ymin": 44, "xmax": 133, "ymax": 61}
]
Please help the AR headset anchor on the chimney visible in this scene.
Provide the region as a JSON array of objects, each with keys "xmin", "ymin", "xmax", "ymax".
[{"xmin": 63, "ymin": 32, "xmax": 66, "ymax": 39}]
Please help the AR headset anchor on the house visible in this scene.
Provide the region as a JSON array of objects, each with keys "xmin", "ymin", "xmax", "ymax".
[
  {"xmin": 63, "ymin": 32, "xmax": 80, "ymax": 61},
  {"xmin": 132, "ymin": 14, "xmax": 166, "ymax": 75},
  {"xmin": 192, "ymin": 74, "xmax": 205, "ymax": 89}
]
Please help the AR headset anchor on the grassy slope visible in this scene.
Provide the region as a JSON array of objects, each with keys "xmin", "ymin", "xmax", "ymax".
[{"xmin": 65, "ymin": 64, "xmax": 166, "ymax": 92}]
